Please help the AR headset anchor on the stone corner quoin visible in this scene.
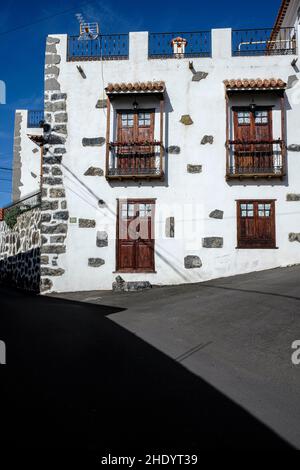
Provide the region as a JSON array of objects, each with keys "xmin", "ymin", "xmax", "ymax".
[{"xmin": 41, "ymin": 35, "xmax": 68, "ymax": 293}]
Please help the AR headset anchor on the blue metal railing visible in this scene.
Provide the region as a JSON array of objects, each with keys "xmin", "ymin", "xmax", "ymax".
[
  {"xmin": 232, "ymin": 27, "xmax": 296, "ymax": 56},
  {"xmin": 67, "ymin": 34, "xmax": 129, "ymax": 60},
  {"xmin": 27, "ymin": 110, "xmax": 44, "ymax": 128},
  {"xmin": 148, "ymin": 31, "xmax": 211, "ymax": 58}
]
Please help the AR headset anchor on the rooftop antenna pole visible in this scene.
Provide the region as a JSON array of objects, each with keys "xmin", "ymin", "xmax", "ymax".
[{"xmin": 75, "ymin": 12, "xmax": 99, "ymax": 40}]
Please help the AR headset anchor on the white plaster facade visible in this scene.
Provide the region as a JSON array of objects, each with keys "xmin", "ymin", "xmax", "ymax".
[
  {"xmin": 12, "ymin": 109, "xmax": 42, "ymax": 201},
  {"xmin": 38, "ymin": 27, "xmax": 300, "ymax": 292},
  {"xmin": 12, "ymin": 1, "xmax": 300, "ymax": 293},
  {"xmin": 281, "ymin": 0, "xmax": 300, "ymax": 29}
]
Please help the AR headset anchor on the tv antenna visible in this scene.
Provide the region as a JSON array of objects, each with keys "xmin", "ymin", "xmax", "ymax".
[{"xmin": 75, "ymin": 13, "xmax": 99, "ymax": 40}]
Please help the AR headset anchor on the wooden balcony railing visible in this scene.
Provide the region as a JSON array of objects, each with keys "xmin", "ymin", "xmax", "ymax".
[
  {"xmin": 106, "ymin": 142, "xmax": 164, "ymax": 179},
  {"xmin": 226, "ymin": 140, "xmax": 285, "ymax": 179}
]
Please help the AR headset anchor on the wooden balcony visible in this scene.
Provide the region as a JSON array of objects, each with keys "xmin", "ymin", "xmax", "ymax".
[
  {"xmin": 106, "ymin": 142, "xmax": 164, "ymax": 180},
  {"xmin": 226, "ymin": 140, "xmax": 286, "ymax": 179}
]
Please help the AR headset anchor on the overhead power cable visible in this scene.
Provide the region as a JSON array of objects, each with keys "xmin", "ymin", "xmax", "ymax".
[{"xmin": 0, "ymin": 0, "xmax": 100, "ymax": 37}]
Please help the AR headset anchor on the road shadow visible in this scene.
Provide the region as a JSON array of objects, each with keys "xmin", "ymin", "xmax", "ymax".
[
  {"xmin": 0, "ymin": 285, "xmax": 293, "ymax": 457},
  {"xmin": 200, "ymin": 283, "xmax": 300, "ymax": 301}
]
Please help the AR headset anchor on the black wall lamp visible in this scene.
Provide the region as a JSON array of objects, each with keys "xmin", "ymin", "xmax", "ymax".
[
  {"xmin": 132, "ymin": 99, "xmax": 139, "ymax": 110},
  {"xmin": 249, "ymin": 98, "xmax": 257, "ymax": 112}
]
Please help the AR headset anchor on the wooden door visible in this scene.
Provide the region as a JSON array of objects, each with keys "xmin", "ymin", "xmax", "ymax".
[
  {"xmin": 237, "ymin": 200, "xmax": 276, "ymax": 248},
  {"xmin": 117, "ymin": 199, "xmax": 155, "ymax": 272},
  {"xmin": 234, "ymin": 108, "xmax": 273, "ymax": 173},
  {"xmin": 233, "ymin": 109, "xmax": 252, "ymax": 172},
  {"xmin": 255, "ymin": 201, "xmax": 275, "ymax": 245},
  {"xmin": 117, "ymin": 112, "xmax": 134, "ymax": 173},
  {"xmin": 136, "ymin": 111, "xmax": 155, "ymax": 172},
  {"xmin": 117, "ymin": 110, "xmax": 155, "ymax": 174},
  {"xmin": 237, "ymin": 201, "xmax": 256, "ymax": 247},
  {"xmin": 253, "ymin": 110, "xmax": 273, "ymax": 172}
]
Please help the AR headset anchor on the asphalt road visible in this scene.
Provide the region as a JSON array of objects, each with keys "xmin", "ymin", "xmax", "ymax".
[{"xmin": 1, "ymin": 265, "xmax": 300, "ymax": 455}]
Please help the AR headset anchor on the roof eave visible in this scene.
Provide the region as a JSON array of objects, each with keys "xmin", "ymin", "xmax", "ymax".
[{"xmin": 272, "ymin": 0, "xmax": 291, "ymax": 33}]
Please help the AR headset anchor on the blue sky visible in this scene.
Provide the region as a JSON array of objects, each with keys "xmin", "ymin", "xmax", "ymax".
[{"xmin": 0, "ymin": 0, "xmax": 282, "ymax": 206}]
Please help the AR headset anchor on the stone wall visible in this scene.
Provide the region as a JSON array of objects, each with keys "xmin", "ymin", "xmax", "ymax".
[
  {"xmin": 40, "ymin": 36, "xmax": 68, "ymax": 293},
  {"xmin": 0, "ymin": 208, "xmax": 41, "ymax": 292}
]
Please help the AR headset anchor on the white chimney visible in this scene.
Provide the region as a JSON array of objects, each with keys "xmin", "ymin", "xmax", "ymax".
[{"xmin": 171, "ymin": 36, "xmax": 187, "ymax": 57}]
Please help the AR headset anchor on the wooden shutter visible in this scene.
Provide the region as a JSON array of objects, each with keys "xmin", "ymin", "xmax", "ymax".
[
  {"xmin": 233, "ymin": 108, "xmax": 273, "ymax": 173},
  {"xmin": 117, "ymin": 110, "xmax": 155, "ymax": 174},
  {"xmin": 117, "ymin": 112, "xmax": 135, "ymax": 172},
  {"xmin": 233, "ymin": 109, "xmax": 252, "ymax": 172},
  {"xmin": 253, "ymin": 109, "xmax": 273, "ymax": 172},
  {"xmin": 117, "ymin": 111, "xmax": 134, "ymax": 143},
  {"xmin": 237, "ymin": 200, "xmax": 276, "ymax": 248},
  {"xmin": 136, "ymin": 111, "xmax": 155, "ymax": 172}
]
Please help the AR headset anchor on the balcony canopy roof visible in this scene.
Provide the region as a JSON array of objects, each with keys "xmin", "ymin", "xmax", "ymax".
[
  {"xmin": 27, "ymin": 134, "xmax": 45, "ymax": 147},
  {"xmin": 105, "ymin": 81, "xmax": 165, "ymax": 95},
  {"xmin": 224, "ymin": 78, "xmax": 286, "ymax": 92}
]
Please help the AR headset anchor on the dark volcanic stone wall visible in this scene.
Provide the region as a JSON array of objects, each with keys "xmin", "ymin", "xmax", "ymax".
[{"xmin": 0, "ymin": 208, "xmax": 41, "ymax": 292}]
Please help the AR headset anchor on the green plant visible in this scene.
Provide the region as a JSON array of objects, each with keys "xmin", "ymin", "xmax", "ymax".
[{"xmin": 4, "ymin": 206, "xmax": 22, "ymax": 229}]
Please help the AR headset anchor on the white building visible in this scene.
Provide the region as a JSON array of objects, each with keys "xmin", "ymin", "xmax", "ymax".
[
  {"xmin": 277, "ymin": 0, "xmax": 300, "ymax": 29},
  {"xmin": 7, "ymin": 0, "xmax": 300, "ymax": 293},
  {"xmin": 12, "ymin": 109, "xmax": 43, "ymax": 201}
]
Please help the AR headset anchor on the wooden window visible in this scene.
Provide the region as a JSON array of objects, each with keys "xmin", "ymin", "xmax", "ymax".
[
  {"xmin": 117, "ymin": 110, "xmax": 155, "ymax": 143},
  {"xmin": 255, "ymin": 110, "xmax": 269, "ymax": 125},
  {"xmin": 116, "ymin": 199, "xmax": 155, "ymax": 272},
  {"xmin": 121, "ymin": 113, "xmax": 134, "ymax": 127},
  {"xmin": 138, "ymin": 112, "xmax": 151, "ymax": 127},
  {"xmin": 138, "ymin": 203, "xmax": 152, "ymax": 218},
  {"xmin": 121, "ymin": 202, "xmax": 135, "ymax": 218},
  {"xmin": 237, "ymin": 200, "xmax": 276, "ymax": 249},
  {"xmin": 234, "ymin": 107, "xmax": 272, "ymax": 140},
  {"xmin": 257, "ymin": 203, "xmax": 272, "ymax": 217},
  {"xmin": 240, "ymin": 203, "xmax": 254, "ymax": 218},
  {"xmin": 237, "ymin": 111, "xmax": 251, "ymax": 125}
]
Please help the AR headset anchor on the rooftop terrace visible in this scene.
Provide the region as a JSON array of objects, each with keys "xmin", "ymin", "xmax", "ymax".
[{"xmin": 66, "ymin": 27, "xmax": 297, "ymax": 61}]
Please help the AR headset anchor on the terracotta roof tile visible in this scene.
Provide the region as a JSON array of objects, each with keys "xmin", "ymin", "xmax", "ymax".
[
  {"xmin": 171, "ymin": 37, "xmax": 187, "ymax": 44},
  {"xmin": 223, "ymin": 78, "xmax": 286, "ymax": 90},
  {"xmin": 105, "ymin": 81, "xmax": 165, "ymax": 94}
]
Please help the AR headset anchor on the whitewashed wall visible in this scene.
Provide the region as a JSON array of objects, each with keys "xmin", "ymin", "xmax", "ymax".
[
  {"xmin": 282, "ymin": 0, "xmax": 300, "ymax": 29},
  {"xmin": 39, "ymin": 29, "xmax": 300, "ymax": 292},
  {"xmin": 12, "ymin": 110, "xmax": 42, "ymax": 200}
]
